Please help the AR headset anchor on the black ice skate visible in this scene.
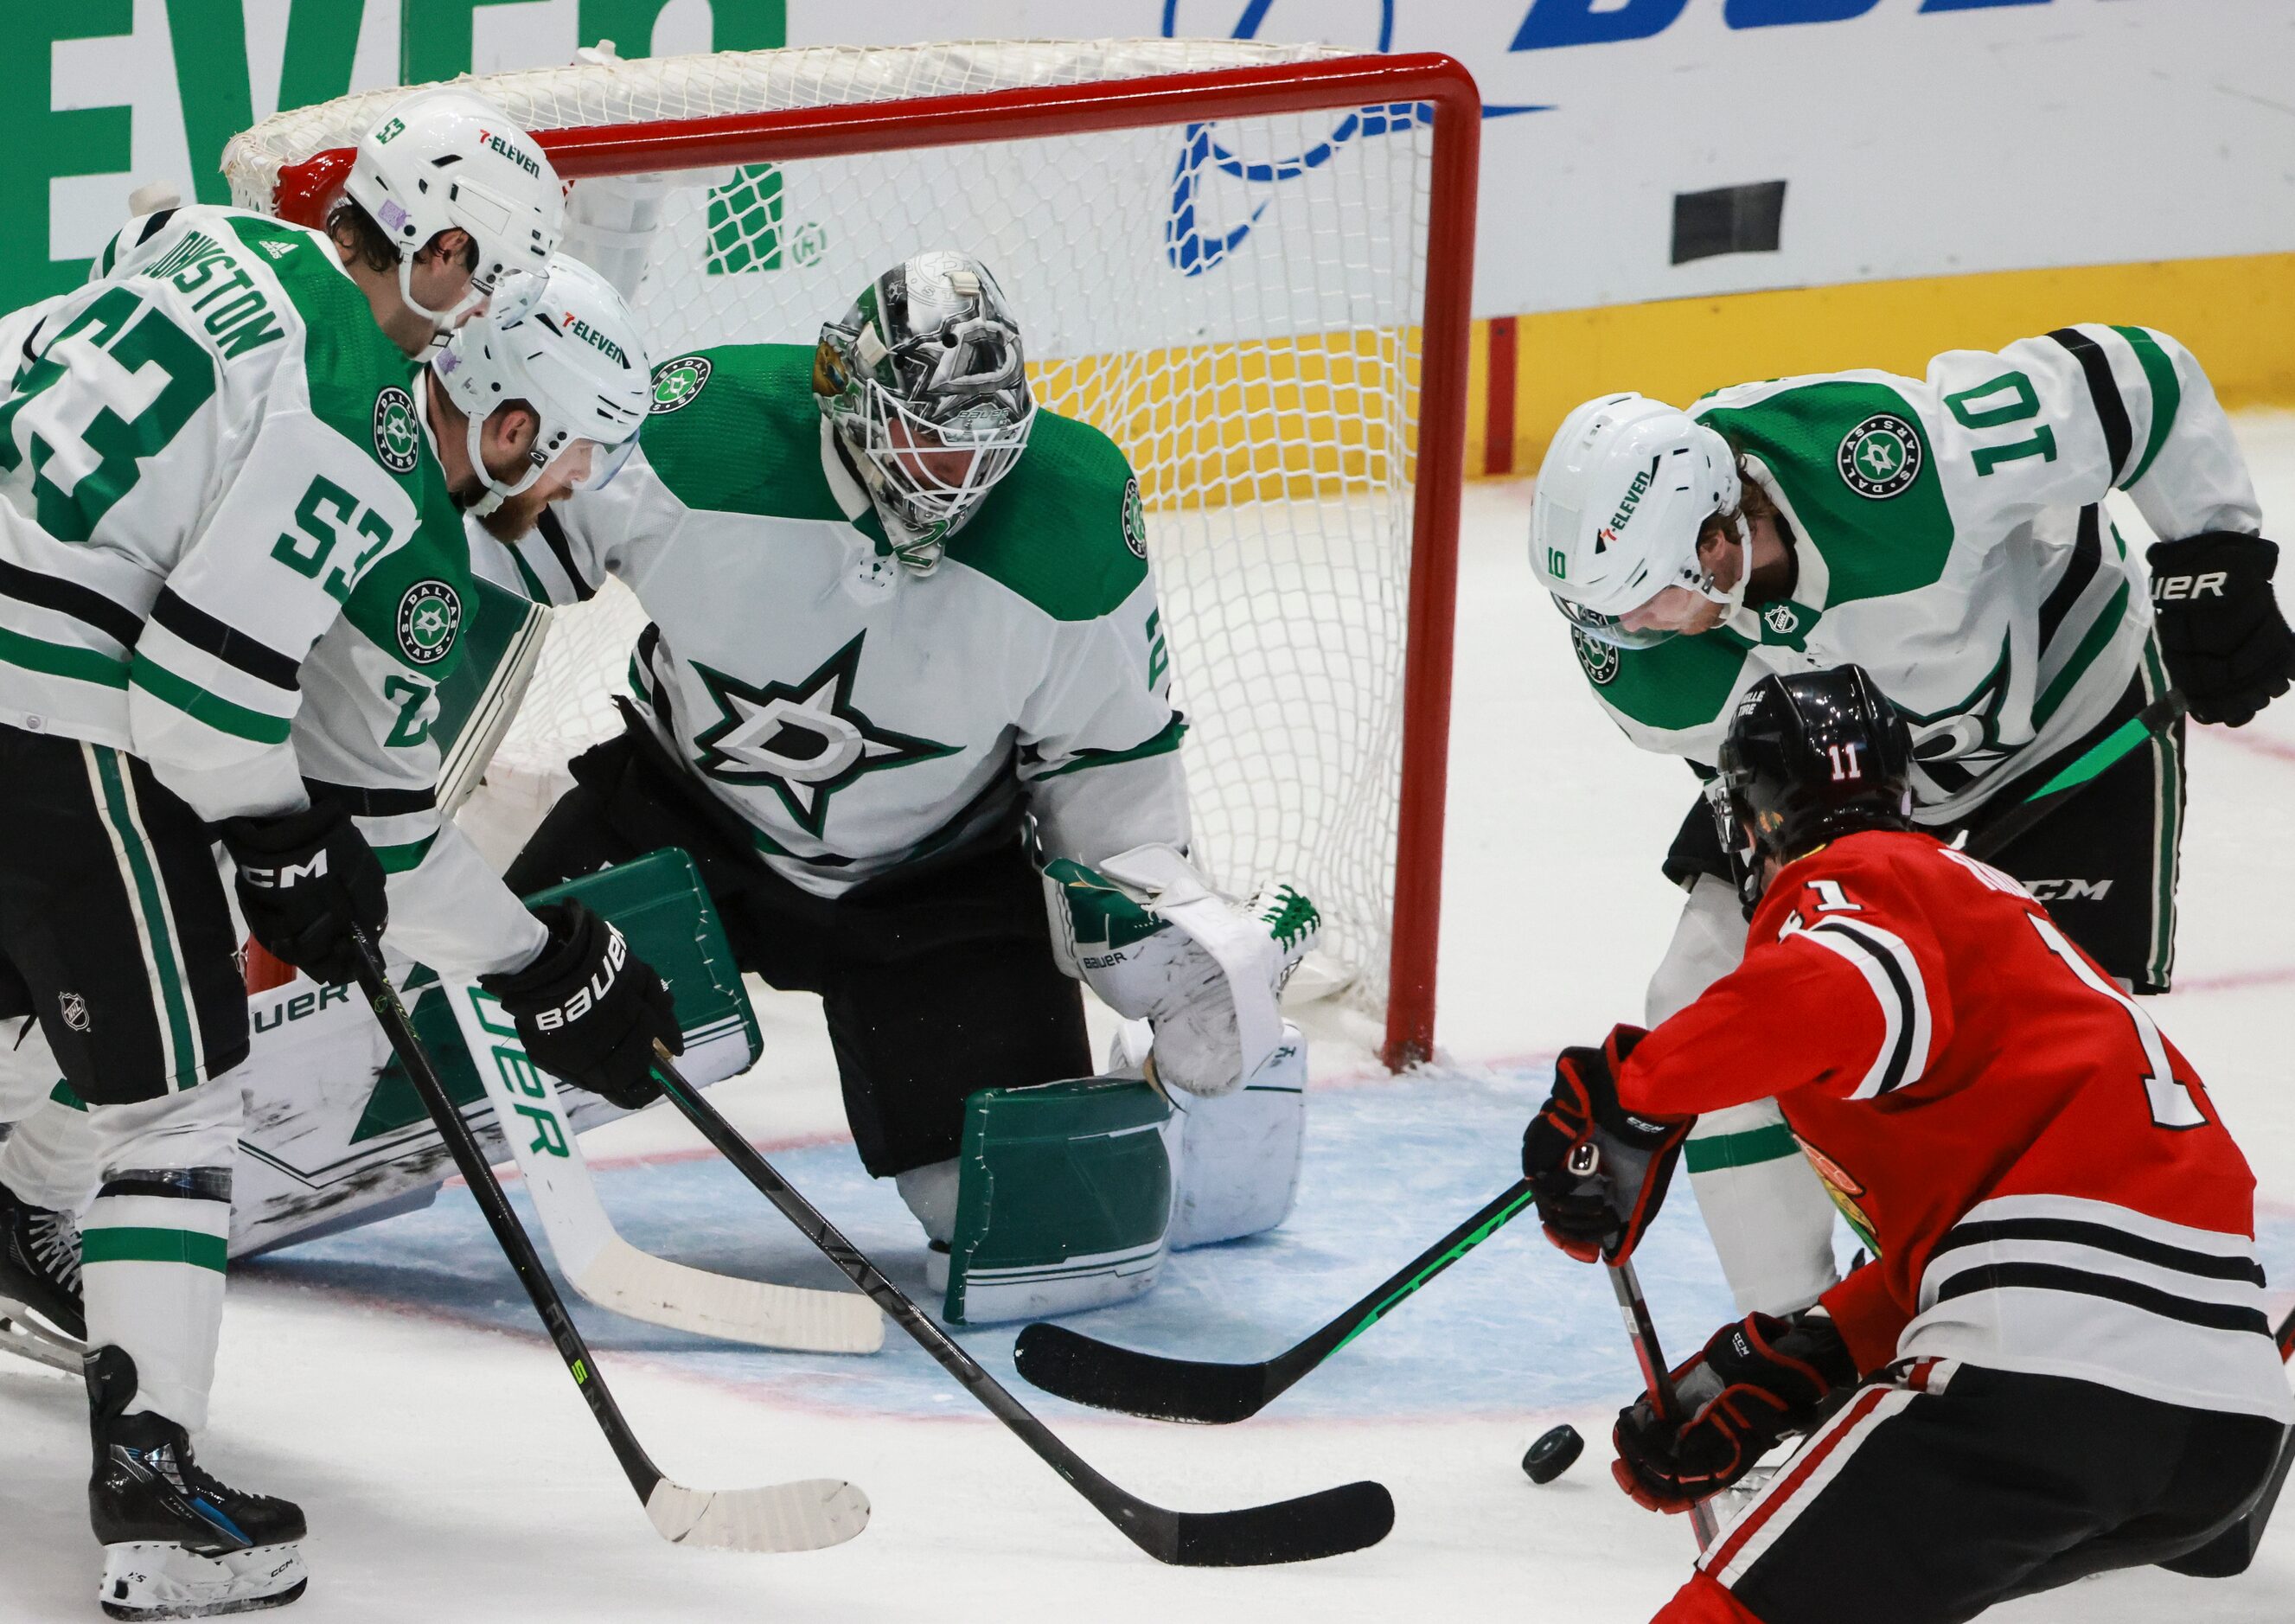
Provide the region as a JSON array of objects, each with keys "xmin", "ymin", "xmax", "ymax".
[
  {"xmin": 0, "ymin": 1176, "xmax": 86, "ymax": 1339},
  {"xmin": 87, "ymin": 1347, "xmax": 307, "ymax": 1620}
]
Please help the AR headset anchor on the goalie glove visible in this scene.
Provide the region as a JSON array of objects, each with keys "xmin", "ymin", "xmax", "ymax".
[{"xmin": 1045, "ymin": 844, "xmax": 1317, "ymax": 1097}]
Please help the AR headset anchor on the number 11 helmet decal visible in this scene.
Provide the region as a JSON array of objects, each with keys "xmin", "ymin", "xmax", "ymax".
[{"xmin": 1709, "ymin": 665, "xmax": 1916, "ymax": 915}]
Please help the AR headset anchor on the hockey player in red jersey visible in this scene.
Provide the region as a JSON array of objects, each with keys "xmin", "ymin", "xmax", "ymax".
[{"xmin": 1520, "ymin": 664, "xmax": 2293, "ymax": 1624}]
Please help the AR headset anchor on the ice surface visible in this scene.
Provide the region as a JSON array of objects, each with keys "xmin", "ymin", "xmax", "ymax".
[{"xmin": 5, "ymin": 420, "xmax": 2295, "ymax": 1621}]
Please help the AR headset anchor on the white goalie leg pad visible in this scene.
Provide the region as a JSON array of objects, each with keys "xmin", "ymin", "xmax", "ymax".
[
  {"xmin": 99, "ymin": 1539, "xmax": 306, "ymax": 1620},
  {"xmin": 1158, "ymin": 1022, "xmax": 1307, "ymax": 1250},
  {"xmin": 1685, "ymin": 1098, "xmax": 1843, "ymax": 1317}
]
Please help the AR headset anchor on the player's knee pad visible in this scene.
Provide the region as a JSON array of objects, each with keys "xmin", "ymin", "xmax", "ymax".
[
  {"xmin": 86, "ymin": 1073, "xmax": 244, "ymax": 1186},
  {"xmin": 938, "ymin": 1075, "xmax": 1173, "ymax": 1325},
  {"xmin": 1646, "ymin": 873, "xmax": 1748, "ymax": 1026}
]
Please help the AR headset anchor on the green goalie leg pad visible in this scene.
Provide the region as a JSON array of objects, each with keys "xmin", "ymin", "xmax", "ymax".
[{"xmin": 943, "ymin": 1077, "xmax": 1173, "ymax": 1326}]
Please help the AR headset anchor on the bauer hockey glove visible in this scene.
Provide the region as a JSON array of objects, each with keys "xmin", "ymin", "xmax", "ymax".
[
  {"xmin": 1611, "ymin": 1308, "xmax": 1857, "ymax": 1514},
  {"xmin": 480, "ymin": 901, "xmax": 681, "ymax": 1110},
  {"xmin": 2148, "ymin": 532, "xmax": 2295, "ymax": 726},
  {"xmin": 1520, "ymin": 1026, "xmax": 1691, "ymax": 1263},
  {"xmin": 221, "ymin": 803, "xmax": 388, "ymax": 987}
]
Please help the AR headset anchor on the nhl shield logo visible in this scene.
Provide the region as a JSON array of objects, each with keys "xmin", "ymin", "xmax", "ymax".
[
  {"xmin": 58, "ymin": 992, "xmax": 90, "ymax": 1033},
  {"xmin": 372, "ymin": 387, "xmax": 419, "ymax": 474},
  {"xmin": 1837, "ymin": 413, "xmax": 1921, "ymax": 499},
  {"xmin": 650, "ymin": 355, "xmax": 713, "ymax": 414},
  {"xmin": 395, "ymin": 579, "xmax": 462, "ymax": 666}
]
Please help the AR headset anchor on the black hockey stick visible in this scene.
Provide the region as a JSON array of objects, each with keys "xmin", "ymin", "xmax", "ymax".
[
  {"xmin": 1013, "ymin": 1179, "xmax": 1538, "ymax": 1424},
  {"xmin": 645, "ymin": 1041, "xmax": 1393, "ymax": 1566},
  {"xmin": 347, "ymin": 929, "xmax": 869, "ymax": 1552},
  {"xmin": 1964, "ymin": 687, "xmax": 2187, "ymax": 861},
  {"xmin": 1604, "ymin": 1254, "xmax": 1719, "ymax": 1550}
]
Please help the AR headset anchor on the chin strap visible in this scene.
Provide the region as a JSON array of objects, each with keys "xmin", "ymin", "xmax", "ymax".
[{"xmin": 462, "ymin": 406, "xmax": 545, "ymax": 519}]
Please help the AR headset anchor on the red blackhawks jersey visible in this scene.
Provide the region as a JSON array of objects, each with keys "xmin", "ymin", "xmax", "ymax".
[{"xmin": 1619, "ymin": 828, "xmax": 2293, "ymax": 1423}]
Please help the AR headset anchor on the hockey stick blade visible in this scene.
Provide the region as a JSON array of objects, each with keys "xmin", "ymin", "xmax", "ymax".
[
  {"xmin": 1145, "ymin": 1481, "xmax": 1394, "ymax": 1567},
  {"xmin": 1013, "ymin": 1324, "xmax": 1284, "ymax": 1424},
  {"xmin": 1015, "ymin": 1180, "xmax": 1538, "ymax": 1424},
  {"xmin": 648, "ymin": 1043, "xmax": 1392, "ymax": 1566},
  {"xmin": 645, "ymin": 1476, "xmax": 871, "ymax": 1553},
  {"xmin": 348, "ymin": 932, "xmax": 868, "ymax": 1555}
]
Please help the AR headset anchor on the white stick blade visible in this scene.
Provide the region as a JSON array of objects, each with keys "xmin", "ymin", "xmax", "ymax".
[
  {"xmin": 0, "ymin": 1300, "xmax": 86, "ymax": 1376},
  {"xmin": 579, "ymin": 1237, "xmax": 884, "ymax": 1353},
  {"xmin": 645, "ymin": 1477, "xmax": 870, "ymax": 1552}
]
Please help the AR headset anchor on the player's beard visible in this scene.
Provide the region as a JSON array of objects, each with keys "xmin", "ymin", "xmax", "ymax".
[{"xmin": 453, "ymin": 476, "xmax": 561, "ymax": 542}]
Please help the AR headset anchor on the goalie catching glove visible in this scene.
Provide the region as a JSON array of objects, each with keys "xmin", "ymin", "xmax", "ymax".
[
  {"xmin": 1611, "ymin": 1308, "xmax": 1858, "ymax": 1514},
  {"xmin": 1045, "ymin": 845, "xmax": 1317, "ymax": 1097},
  {"xmin": 479, "ymin": 900, "xmax": 681, "ymax": 1109},
  {"xmin": 1520, "ymin": 1026, "xmax": 1693, "ymax": 1263}
]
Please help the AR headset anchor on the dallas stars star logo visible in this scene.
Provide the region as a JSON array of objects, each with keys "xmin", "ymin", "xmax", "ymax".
[{"xmin": 689, "ymin": 632, "xmax": 956, "ymax": 837}]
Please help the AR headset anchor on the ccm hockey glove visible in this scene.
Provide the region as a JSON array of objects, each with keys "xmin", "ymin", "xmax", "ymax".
[
  {"xmin": 1612, "ymin": 1308, "xmax": 1857, "ymax": 1514},
  {"xmin": 220, "ymin": 804, "xmax": 387, "ymax": 987},
  {"xmin": 481, "ymin": 901, "xmax": 681, "ymax": 1109},
  {"xmin": 2148, "ymin": 532, "xmax": 2295, "ymax": 726},
  {"xmin": 1520, "ymin": 1026, "xmax": 1692, "ymax": 1263}
]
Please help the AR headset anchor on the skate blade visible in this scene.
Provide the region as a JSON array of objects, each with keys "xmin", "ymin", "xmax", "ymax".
[{"xmin": 99, "ymin": 1542, "xmax": 306, "ymax": 1620}]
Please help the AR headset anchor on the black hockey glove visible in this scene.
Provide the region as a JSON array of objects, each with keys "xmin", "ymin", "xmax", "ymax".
[
  {"xmin": 2147, "ymin": 532, "xmax": 2295, "ymax": 727},
  {"xmin": 480, "ymin": 901, "xmax": 681, "ymax": 1110},
  {"xmin": 1612, "ymin": 1309, "xmax": 1857, "ymax": 1515},
  {"xmin": 219, "ymin": 804, "xmax": 388, "ymax": 987},
  {"xmin": 1519, "ymin": 1025, "xmax": 1692, "ymax": 1264}
]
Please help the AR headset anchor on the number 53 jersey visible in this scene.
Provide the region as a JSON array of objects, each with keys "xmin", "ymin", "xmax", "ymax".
[
  {"xmin": 1580, "ymin": 328, "xmax": 2262, "ymax": 824},
  {"xmin": 0, "ymin": 204, "xmax": 544, "ymax": 976},
  {"xmin": 1616, "ymin": 829, "xmax": 2295, "ymax": 1423}
]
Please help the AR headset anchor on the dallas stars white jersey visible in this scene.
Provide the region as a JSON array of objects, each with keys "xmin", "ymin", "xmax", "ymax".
[
  {"xmin": 490, "ymin": 343, "xmax": 1187, "ymax": 897},
  {"xmin": 0, "ymin": 206, "xmax": 542, "ymax": 975},
  {"xmin": 1577, "ymin": 326, "xmax": 2260, "ymax": 822}
]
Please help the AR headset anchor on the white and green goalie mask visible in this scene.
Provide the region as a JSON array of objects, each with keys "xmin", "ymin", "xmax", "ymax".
[{"xmin": 814, "ymin": 251, "xmax": 1037, "ymax": 572}]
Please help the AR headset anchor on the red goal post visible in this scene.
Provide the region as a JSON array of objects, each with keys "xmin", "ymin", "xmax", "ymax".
[{"xmin": 241, "ymin": 46, "xmax": 1480, "ymax": 1071}]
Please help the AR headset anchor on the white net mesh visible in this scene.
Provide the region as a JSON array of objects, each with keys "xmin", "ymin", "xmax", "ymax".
[{"xmin": 227, "ymin": 40, "xmax": 1433, "ymax": 1013}]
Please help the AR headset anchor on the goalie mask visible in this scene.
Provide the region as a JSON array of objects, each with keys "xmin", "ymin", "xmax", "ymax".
[
  {"xmin": 342, "ymin": 87, "xmax": 564, "ymax": 333},
  {"xmin": 431, "ymin": 253, "xmax": 652, "ymax": 517},
  {"xmin": 814, "ymin": 251, "xmax": 1036, "ymax": 572},
  {"xmin": 1531, "ymin": 393, "xmax": 1747, "ymax": 649}
]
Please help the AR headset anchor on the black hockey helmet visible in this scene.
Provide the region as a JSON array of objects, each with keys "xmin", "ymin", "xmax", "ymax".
[{"xmin": 1708, "ymin": 664, "xmax": 1915, "ymax": 914}]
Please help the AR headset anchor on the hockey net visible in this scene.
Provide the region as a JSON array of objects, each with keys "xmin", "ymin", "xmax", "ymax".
[{"xmin": 222, "ymin": 39, "xmax": 1474, "ymax": 1065}]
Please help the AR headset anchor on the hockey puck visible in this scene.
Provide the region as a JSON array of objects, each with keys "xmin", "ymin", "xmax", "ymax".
[{"xmin": 1522, "ymin": 1423, "xmax": 1584, "ymax": 1484}]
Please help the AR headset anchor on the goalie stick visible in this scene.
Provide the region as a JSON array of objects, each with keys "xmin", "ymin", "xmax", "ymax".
[
  {"xmin": 444, "ymin": 979, "xmax": 883, "ymax": 1355},
  {"xmin": 646, "ymin": 1040, "xmax": 1394, "ymax": 1568},
  {"xmin": 348, "ymin": 929, "xmax": 870, "ymax": 1554}
]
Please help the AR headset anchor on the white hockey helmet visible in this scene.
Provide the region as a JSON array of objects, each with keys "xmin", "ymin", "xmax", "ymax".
[
  {"xmin": 431, "ymin": 253, "xmax": 651, "ymax": 515},
  {"xmin": 342, "ymin": 87, "xmax": 564, "ymax": 331},
  {"xmin": 1529, "ymin": 393, "xmax": 1745, "ymax": 649}
]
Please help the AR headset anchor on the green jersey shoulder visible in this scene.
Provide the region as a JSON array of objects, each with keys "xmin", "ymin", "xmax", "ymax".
[{"xmin": 639, "ymin": 342, "xmax": 1148, "ymax": 622}]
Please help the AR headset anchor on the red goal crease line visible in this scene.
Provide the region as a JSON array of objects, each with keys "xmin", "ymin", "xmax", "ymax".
[{"xmin": 265, "ymin": 52, "xmax": 1482, "ymax": 1074}]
